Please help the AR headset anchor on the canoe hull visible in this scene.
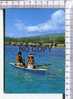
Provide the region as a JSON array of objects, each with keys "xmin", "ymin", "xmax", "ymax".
[{"xmin": 10, "ymin": 63, "xmax": 47, "ymax": 72}]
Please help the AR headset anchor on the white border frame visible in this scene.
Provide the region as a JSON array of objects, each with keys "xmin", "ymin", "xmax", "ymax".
[
  {"xmin": 0, "ymin": 0, "xmax": 64, "ymax": 8},
  {"xmin": 1, "ymin": 0, "xmax": 72, "ymax": 99},
  {"xmin": 65, "ymin": 0, "xmax": 73, "ymax": 99}
]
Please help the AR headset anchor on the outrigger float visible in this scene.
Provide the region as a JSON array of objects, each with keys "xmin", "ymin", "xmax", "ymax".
[{"xmin": 10, "ymin": 63, "xmax": 48, "ymax": 72}]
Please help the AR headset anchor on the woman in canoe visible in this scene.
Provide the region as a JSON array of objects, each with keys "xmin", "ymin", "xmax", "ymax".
[
  {"xmin": 16, "ymin": 51, "xmax": 27, "ymax": 67},
  {"xmin": 27, "ymin": 54, "xmax": 36, "ymax": 69}
]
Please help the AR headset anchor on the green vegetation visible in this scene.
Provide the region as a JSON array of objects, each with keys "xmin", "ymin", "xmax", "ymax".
[{"xmin": 5, "ymin": 34, "xmax": 65, "ymax": 48}]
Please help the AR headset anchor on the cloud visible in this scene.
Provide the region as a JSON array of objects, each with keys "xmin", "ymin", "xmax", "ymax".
[{"xmin": 15, "ymin": 9, "xmax": 64, "ymax": 35}]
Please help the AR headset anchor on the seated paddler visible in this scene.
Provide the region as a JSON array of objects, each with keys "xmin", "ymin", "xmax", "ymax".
[
  {"xmin": 27, "ymin": 53, "xmax": 36, "ymax": 69},
  {"xmin": 16, "ymin": 51, "xmax": 26, "ymax": 67}
]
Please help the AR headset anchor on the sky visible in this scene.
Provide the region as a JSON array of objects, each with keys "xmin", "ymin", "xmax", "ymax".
[{"xmin": 5, "ymin": 8, "xmax": 65, "ymax": 38}]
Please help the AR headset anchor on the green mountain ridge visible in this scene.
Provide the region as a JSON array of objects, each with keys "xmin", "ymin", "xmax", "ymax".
[{"xmin": 5, "ymin": 33, "xmax": 65, "ymax": 44}]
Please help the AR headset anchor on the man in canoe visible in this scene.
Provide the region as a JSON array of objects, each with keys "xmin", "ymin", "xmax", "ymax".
[
  {"xmin": 16, "ymin": 51, "xmax": 26, "ymax": 67},
  {"xmin": 27, "ymin": 54, "xmax": 36, "ymax": 69}
]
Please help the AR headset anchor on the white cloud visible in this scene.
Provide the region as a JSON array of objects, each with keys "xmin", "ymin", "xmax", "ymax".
[
  {"xmin": 15, "ymin": 9, "xmax": 64, "ymax": 34},
  {"xmin": 51, "ymin": 10, "xmax": 64, "ymax": 25}
]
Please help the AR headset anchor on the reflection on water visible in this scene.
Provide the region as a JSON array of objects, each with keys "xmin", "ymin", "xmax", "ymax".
[{"xmin": 5, "ymin": 45, "xmax": 65, "ymax": 93}]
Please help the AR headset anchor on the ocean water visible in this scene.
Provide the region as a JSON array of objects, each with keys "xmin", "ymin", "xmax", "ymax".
[{"xmin": 4, "ymin": 45, "xmax": 65, "ymax": 93}]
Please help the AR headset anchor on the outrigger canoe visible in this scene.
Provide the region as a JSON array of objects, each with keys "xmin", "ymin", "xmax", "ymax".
[{"xmin": 10, "ymin": 63, "xmax": 48, "ymax": 72}]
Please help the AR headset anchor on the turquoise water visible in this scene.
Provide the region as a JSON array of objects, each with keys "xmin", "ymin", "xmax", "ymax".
[{"xmin": 4, "ymin": 45, "xmax": 65, "ymax": 93}]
